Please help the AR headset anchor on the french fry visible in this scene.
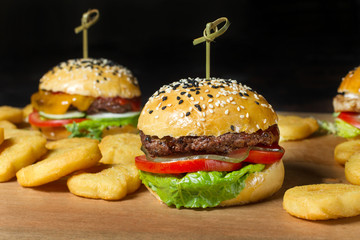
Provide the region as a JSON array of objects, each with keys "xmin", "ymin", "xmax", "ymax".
[
  {"xmin": 0, "ymin": 120, "xmax": 17, "ymax": 130},
  {"xmin": 68, "ymin": 133, "xmax": 143, "ymax": 200},
  {"xmin": 0, "ymin": 106, "xmax": 23, "ymax": 124},
  {"xmin": 345, "ymin": 152, "xmax": 360, "ymax": 185},
  {"xmin": 0, "ymin": 133, "xmax": 47, "ymax": 182},
  {"xmin": 22, "ymin": 104, "xmax": 33, "ymax": 122},
  {"xmin": 67, "ymin": 164, "xmax": 141, "ymax": 200},
  {"xmin": 278, "ymin": 115, "xmax": 319, "ymax": 141},
  {"xmin": 4, "ymin": 128, "xmax": 42, "ymax": 139},
  {"xmin": 99, "ymin": 133, "xmax": 143, "ymax": 165},
  {"xmin": 16, "ymin": 138, "xmax": 101, "ymax": 187},
  {"xmin": 283, "ymin": 184, "xmax": 360, "ymax": 220},
  {"xmin": 0, "ymin": 128, "xmax": 3, "ymax": 145},
  {"xmin": 334, "ymin": 140, "xmax": 360, "ymax": 165}
]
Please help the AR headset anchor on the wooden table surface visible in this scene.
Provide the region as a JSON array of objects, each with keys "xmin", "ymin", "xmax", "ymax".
[{"xmin": 1, "ymin": 113, "xmax": 359, "ymax": 240}]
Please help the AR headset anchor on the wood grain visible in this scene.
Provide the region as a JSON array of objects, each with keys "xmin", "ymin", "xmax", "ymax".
[{"xmin": 0, "ymin": 113, "xmax": 359, "ymax": 240}]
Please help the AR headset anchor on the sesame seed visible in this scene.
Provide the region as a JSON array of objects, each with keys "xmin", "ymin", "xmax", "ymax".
[
  {"xmin": 209, "ymin": 104, "xmax": 214, "ymax": 109},
  {"xmin": 179, "ymin": 100, "xmax": 184, "ymax": 104},
  {"xmin": 225, "ymin": 109, "xmax": 229, "ymax": 115},
  {"xmin": 200, "ymin": 118, "xmax": 205, "ymax": 121},
  {"xmin": 209, "ymin": 109, "xmax": 214, "ymax": 113},
  {"xmin": 215, "ymin": 102, "xmax": 219, "ymax": 107},
  {"xmin": 149, "ymin": 110, "xmax": 153, "ymax": 114},
  {"xmin": 244, "ymin": 92, "xmax": 249, "ymax": 97},
  {"xmin": 256, "ymin": 124, "xmax": 260, "ymax": 129},
  {"xmin": 240, "ymin": 115, "xmax": 244, "ymax": 118},
  {"xmin": 208, "ymin": 99, "xmax": 213, "ymax": 103},
  {"xmin": 196, "ymin": 91, "xmax": 200, "ymax": 95},
  {"xmin": 194, "ymin": 104, "xmax": 202, "ymax": 111},
  {"xmin": 207, "ymin": 94, "xmax": 213, "ymax": 98},
  {"xmin": 197, "ymin": 122, "xmax": 201, "ymax": 127},
  {"xmin": 264, "ymin": 119, "xmax": 267, "ymax": 124},
  {"xmin": 190, "ymin": 97, "xmax": 194, "ymax": 101},
  {"xmin": 186, "ymin": 112, "xmax": 191, "ymax": 116},
  {"xmin": 261, "ymin": 103, "xmax": 268, "ymax": 107},
  {"xmin": 194, "ymin": 101, "xmax": 199, "ymax": 104},
  {"xmin": 161, "ymin": 106, "xmax": 167, "ymax": 110},
  {"xmin": 246, "ymin": 113, "xmax": 249, "ymax": 118},
  {"xmin": 155, "ymin": 115, "xmax": 159, "ymax": 119},
  {"xmin": 187, "ymin": 94, "xmax": 191, "ymax": 98},
  {"xmin": 202, "ymin": 104, "xmax": 206, "ymax": 109},
  {"xmin": 240, "ymin": 105, "xmax": 245, "ymax": 109},
  {"xmin": 237, "ymin": 107, "xmax": 240, "ymax": 111},
  {"xmin": 202, "ymin": 112, "xmax": 206, "ymax": 117},
  {"xmin": 167, "ymin": 104, "xmax": 172, "ymax": 107},
  {"xmin": 180, "ymin": 112, "xmax": 184, "ymax": 117},
  {"xmin": 200, "ymin": 96, "xmax": 204, "ymax": 101},
  {"xmin": 255, "ymin": 101, "xmax": 260, "ymax": 105},
  {"xmin": 216, "ymin": 94, "xmax": 220, "ymax": 98},
  {"xmin": 205, "ymin": 89, "xmax": 210, "ymax": 93},
  {"xmin": 177, "ymin": 96, "xmax": 181, "ymax": 100},
  {"xmin": 231, "ymin": 125, "xmax": 235, "ymax": 131},
  {"xmin": 180, "ymin": 92, "xmax": 186, "ymax": 95}
]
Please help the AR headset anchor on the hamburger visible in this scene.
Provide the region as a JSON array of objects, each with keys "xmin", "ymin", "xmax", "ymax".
[
  {"xmin": 333, "ymin": 66, "xmax": 360, "ymax": 138},
  {"xmin": 29, "ymin": 58, "xmax": 141, "ymax": 140},
  {"xmin": 135, "ymin": 77, "xmax": 285, "ymax": 208}
]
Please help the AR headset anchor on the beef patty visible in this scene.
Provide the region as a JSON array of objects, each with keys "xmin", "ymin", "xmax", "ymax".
[
  {"xmin": 86, "ymin": 97, "xmax": 139, "ymax": 114},
  {"xmin": 140, "ymin": 125, "xmax": 280, "ymax": 157}
]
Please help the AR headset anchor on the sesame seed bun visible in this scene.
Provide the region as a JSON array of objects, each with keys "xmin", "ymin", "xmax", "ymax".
[
  {"xmin": 146, "ymin": 160, "xmax": 285, "ymax": 207},
  {"xmin": 39, "ymin": 58, "xmax": 141, "ymax": 98},
  {"xmin": 337, "ymin": 66, "xmax": 360, "ymax": 94},
  {"xmin": 138, "ymin": 77, "xmax": 278, "ymax": 138}
]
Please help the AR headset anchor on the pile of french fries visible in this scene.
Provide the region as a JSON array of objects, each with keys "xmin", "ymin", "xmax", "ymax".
[{"xmin": 0, "ymin": 105, "xmax": 143, "ymax": 201}]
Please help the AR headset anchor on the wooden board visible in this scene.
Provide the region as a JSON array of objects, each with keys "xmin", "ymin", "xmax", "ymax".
[{"xmin": 1, "ymin": 113, "xmax": 359, "ymax": 239}]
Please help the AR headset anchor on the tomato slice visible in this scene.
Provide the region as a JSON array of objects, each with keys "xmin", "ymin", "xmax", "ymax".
[
  {"xmin": 114, "ymin": 97, "xmax": 141, "ymax": 111},
  {"xmin": 338, "ymin": 112, "xmax": 360, "ymax": 129},
  {"xmin": 135, "ymin": 155, "xmax": 243, "ymax": 174},
  {"xmin": 28, "ymin": 112, "xmax": 87, "ymax": 127},
  {"xmin": 136, "ymin": 146, "xmax": 284, "ymax": 174},
  {"xmin": 229, "ymin": 146, "xmax": 284, "ymax": 164}
]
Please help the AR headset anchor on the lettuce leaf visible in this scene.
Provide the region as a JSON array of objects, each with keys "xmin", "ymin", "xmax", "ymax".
[
  {"xmin": 139, "ymin": 164, "xmax": 265, "ymax": 208},
  {"xmin": 317, "ymin": 119, "xmax": 337, "ymax": 135},
  {"xmin": 335, "ymin": 118, "xmax": 360, "ymax": 138},
  {"xmin": 65, "ymin": 115, "xmax": 139, "ymax": 140}
]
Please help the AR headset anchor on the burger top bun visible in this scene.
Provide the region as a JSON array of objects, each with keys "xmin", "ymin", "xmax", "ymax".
[
  {"xmin": 138, "ymin": 77, "xmax": 278, "ymax": 138},
  {"xmin": 338, "ymin": 66, "xmax": 360, "ymax": 94},
  {"xmin": 39, "ymin": 58, "xmax": 141, "ymax": 98}
]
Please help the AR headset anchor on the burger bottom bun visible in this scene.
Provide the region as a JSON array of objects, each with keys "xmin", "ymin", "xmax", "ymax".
[
  {"xmin": 219, "ymin": 160, "xmax": 284, "ymax": 206},
  {"xmin": 34, "ymin": 124, "xmax": 138, "ymax": 140},
  {"xmin": 37, "ymin": 126, "xmax": 71, "ymax": 140},
  {"xmin": 145, "ymin": 160, "xmax": 285, "ymax": 208}
]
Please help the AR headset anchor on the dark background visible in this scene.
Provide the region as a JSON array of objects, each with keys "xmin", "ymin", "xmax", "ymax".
[{"xmin": 1, "ymin": 0, "xmax": 360, "ymax": 112}]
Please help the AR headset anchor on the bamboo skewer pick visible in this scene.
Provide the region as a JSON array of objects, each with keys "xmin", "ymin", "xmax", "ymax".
[
  {"xmin": 75, "ymin": 9, "xmax": 100, "ymax": 59},
  {"xmin": 193, "ymin": 17, "xmax": 230, "ymax": 79}
]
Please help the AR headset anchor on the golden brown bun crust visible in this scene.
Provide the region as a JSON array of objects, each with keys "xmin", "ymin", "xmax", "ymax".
[
  {"xmin": 39, "ymin": 58, "xmax": 141, "ymax": 98},
  {"xmin": 338, "ymin": 66, "xmax": 360, "ymax": 94},
  {"xmin": 138, "ymin": 78, "xmax": 278, "ymax": 138},
  {"xmin": 146, "ymin": 160, "xmax": 284, "ymax": 207}
]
